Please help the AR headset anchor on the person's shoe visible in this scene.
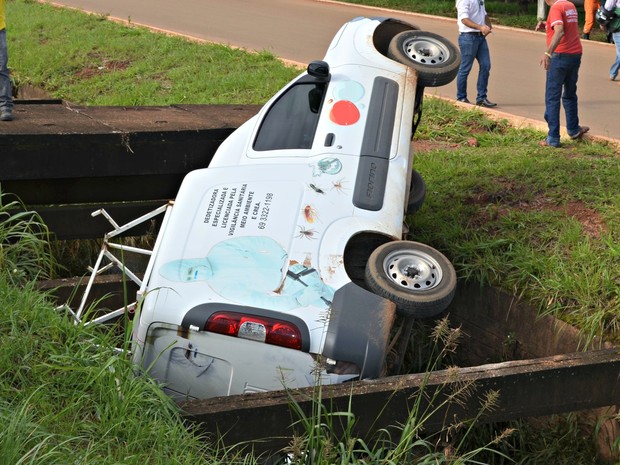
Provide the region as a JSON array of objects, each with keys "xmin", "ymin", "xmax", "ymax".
[
  {"xmin": 582, "ymin": 33, "xmax": 590, "ymax": 40},
  {"xmin": 611, "ymin": 75, "xmax": 617, "ymax": 81},
  {"xmin": 569, "ymin": 126, "xmax": 589, "ymax": 140},
  {"xmin": 476, "ymin": 98, "xmax": 497, "ymax": 108},
  {"xmin": 0, "ymin": 110, "xmax": 13, "ymax": 121},
  {"xmin": 539, "ymin": 139, "xmax": 561, "ymax": 148},
  {"xmin": 457, "ymin": 97, "xmax": 471, "ymax": 104}
]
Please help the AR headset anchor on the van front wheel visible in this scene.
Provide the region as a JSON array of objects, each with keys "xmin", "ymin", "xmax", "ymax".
[{"xmin": 387, "ymin": 31, "xmax": 460, "ymax": 88}]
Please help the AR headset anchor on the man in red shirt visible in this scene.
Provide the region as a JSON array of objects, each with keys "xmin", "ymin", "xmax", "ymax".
[{"xmin": 539, "ymin": 0, "xmax": 589, "ymax": 147}]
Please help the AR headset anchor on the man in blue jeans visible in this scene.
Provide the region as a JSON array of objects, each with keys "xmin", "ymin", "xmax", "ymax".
[
  {"xmin": 0, "ymin": 0, "xmax": 13, "ymax": 122},
  {"xmin": 455, "ymin": 0, "xmax": 497, "ymax": 107},
  {"xmin": 602, "ymin": 0, "xmax": 620, "ymax": 81},
  {"xmin": 539, "ymin": 0, "xmax": 589, "ymax": 148}
]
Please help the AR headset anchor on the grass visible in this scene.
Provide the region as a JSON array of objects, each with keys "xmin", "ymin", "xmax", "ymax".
[
  {"xmin": 2, "ymin": 0, "xmax": 620, "ymax": 463},
  {"xmin": 0, "ymin": 267, "xmax": 220, "ymax": 464},
  {"xmin": 410, "ymin": 98, "xmax": 620, "ymax": 345},
  {"xmin": 9, "ymin": 0, "xmax": 300, "ymax": 105},
  {"xmin": 0, "ymin": 191, "xmax": 56, "ymax": 285}
]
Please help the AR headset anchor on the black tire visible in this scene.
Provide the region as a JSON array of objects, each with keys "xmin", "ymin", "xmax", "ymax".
[
  {"xmin": 387, "ymin": 30, "xmax": 460, "ymax": 88},
  {"xmin": 407, "ymin": 169, "xmax": 426, "ymax": 215},
  {"xmin": 365, "ymin": 241, "xmax": 457, "ymax": 318}
]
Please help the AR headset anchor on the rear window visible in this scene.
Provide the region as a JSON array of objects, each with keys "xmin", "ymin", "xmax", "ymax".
[{"xmin": 253, "ymin": 82, "xmax": 327, "ymax": 151}]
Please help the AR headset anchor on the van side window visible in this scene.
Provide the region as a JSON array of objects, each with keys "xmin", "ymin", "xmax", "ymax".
[{"xmin": 253, "ymin": 82, "xmax": 327, "ymax": 151}]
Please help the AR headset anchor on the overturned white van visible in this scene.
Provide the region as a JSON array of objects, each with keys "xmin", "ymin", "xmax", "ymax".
[{"xmin": 129, "ymin": 17, "xmax": 460, "ymax": 400}]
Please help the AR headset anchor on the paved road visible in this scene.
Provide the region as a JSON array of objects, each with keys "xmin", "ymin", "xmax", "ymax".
[{"xmin": 47, "ymin": 0, "xmax": 619, "ymax": 140}]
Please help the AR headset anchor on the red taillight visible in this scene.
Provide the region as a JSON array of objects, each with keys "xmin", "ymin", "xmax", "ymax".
[
  {"xmin": 205, "ymin": 312, "xmax": 302, "ymax": 350},
  {"xmin": 267, "ymin": 323, "xmax": 301, "ymax": 349},
  {"xmin": 205, "ymin": 313, "xmax": 238, "ymax": 336}
]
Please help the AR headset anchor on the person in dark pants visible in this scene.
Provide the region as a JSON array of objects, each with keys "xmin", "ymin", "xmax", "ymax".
[
  {"xmin": 0, "ymin": 0, "xmax": 14, "ymax": 122},
  {"xmin": 455, "ymin": 0, "xmax": 497, "ymax": 107},
  {"xmin": 539, "ymin": 0, "xmax": 589, "ymax": 148},
  {"xmin": 602, "ymin": 0, "xmax": 620, "ymax": 79}
]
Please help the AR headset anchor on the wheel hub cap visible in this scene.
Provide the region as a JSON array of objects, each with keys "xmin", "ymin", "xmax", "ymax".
[
  {"xmin": 402, "ymin": 37, "xmax": 449, "ymax": 67},
  {"xmin": 383, "ymin": 250, "xmax": 443, "ymax": 291}
]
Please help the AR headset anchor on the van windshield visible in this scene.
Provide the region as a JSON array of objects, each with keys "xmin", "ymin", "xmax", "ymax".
[{"xmin": 253, "ymin": 82, "xmax": 327, "ymax": 151}]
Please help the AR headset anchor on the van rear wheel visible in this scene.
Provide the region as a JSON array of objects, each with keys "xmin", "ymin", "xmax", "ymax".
[
  {"xmin": 407, "ymin": 169, "xmax": 426, "ymax": 215},
  {"xmin": 365, "ymin": 240, "xmax": 456, "ymax": 318}
]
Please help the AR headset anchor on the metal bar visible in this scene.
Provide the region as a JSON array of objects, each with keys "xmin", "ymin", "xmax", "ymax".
[
  {"xmin": 101, "ymin": 249, "xmax": 142, "ymax": 287},
  {"xmin": 71, "ymin": 203, "xmax": 171, "ymax": 324},
  {"xmin": 74, "ymin": 247, "xmax": 107, "ymax": 322},
  {"xmin": 107, "ymin": 242, "xmax": 153, "ymax": 256},
  {"xmin": 138, "ymin": 202, "xmax": 174, "ymax": 296},
  {"xmin": 104, "ymin": 203, "xmax": 169, "ymax": 239},
  {"xmin": 91, "ymin": 208, "xmax": 120, "ymax": 230},
  {"xmin": 85, "ymin": 304, "xmax": 136, "ymax": 326},
  {"xmin": 87, "ymin": 262, "xmax": 114, "ymax": 274}
]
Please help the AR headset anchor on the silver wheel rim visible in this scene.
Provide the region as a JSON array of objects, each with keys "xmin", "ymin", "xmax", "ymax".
[
  {"xmin": 400, "ymin": 36, "xmax": 451, "ymax": 67},
  {"xmin": 382, "ymin": 249, "xmax": 443, "ymax": 291}
]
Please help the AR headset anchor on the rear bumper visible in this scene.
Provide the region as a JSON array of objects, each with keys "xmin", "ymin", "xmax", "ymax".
[{"xmin": 133, "ymin": 282, "xmax": 395, "ymax": 400}]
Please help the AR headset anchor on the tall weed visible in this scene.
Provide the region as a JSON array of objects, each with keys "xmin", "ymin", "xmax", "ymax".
[
  {"xmin": 280, "ymin": 319, "xmax": 513, "ymax": 464},
  {"xmin": 0, "ymin": 190, "xmax": 55, "ymax": 284}
]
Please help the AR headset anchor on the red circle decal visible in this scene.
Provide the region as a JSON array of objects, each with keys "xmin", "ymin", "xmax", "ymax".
[{"xmin": 330, "ymin": 100, "xmax": 360, "ymax": 126}]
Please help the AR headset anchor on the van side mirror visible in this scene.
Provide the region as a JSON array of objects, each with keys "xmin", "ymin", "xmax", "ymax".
[{"xmin": 307, "ymin": 60, "xmax": 330, "ymax": 79}]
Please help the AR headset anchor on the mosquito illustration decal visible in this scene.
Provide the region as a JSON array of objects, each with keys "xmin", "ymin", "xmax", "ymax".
[{"xmin": 296, "ymin": 225, "xmax": 318, "ymax": 240}]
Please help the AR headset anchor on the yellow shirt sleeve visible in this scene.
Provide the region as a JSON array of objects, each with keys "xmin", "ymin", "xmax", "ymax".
[{"xmin": 0, "ymin": 0, "xmax": 5, "ymax": 31}]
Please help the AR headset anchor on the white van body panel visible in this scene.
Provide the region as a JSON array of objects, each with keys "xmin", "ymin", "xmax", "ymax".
[{"xmin": 132, "ymin": 16, "xmax": 426, "ymax": 400}]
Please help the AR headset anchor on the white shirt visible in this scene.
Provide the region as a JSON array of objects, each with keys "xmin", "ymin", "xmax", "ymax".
[
  {"xmin": 537, "ymin": 0, "xmax": 547, "ymax": 21},
  {"xmin": 456, "ymin": 0, "xmax": 488, "ymax": 33},
  {"xmin": 604, "ymin": 0, "xmax": 620, "ymax": 10}
]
